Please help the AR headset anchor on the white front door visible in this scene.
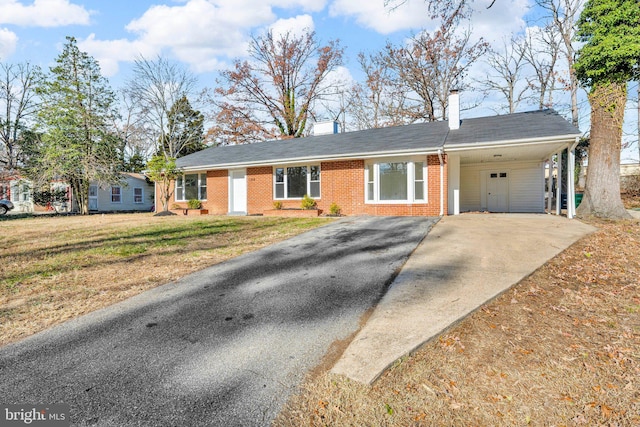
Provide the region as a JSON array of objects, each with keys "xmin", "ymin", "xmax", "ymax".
[
  {"xmin": 229, "ymin": 169, "xmax": 247, "ymax": 214},
  {"xmin": 487, "ymin": 171, "xmax": 509, "ymax": 212},
  {"xmin": 89, "ymin": 185, "xmax": 98, "ymax": 211}
]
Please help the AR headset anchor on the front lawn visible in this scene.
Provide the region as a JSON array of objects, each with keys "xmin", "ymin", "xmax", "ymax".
[{"xmin": 0, "ymin": 213, "xmax": 331, "ymax": 346}]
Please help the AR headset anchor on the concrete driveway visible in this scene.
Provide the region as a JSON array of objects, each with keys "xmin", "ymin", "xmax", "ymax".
[
  {"xmin": 0, "ymin": 216, "xmax": 436, "ymax": 427},
  {"xmin": 332, "ymin": 213, "xmax": 597, "ymax": 384}
]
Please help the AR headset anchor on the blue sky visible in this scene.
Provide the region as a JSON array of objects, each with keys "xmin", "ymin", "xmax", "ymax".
[
  {"xmin": 0, "ymin": 0, "xmax": 530, "ymax": 84},
  {"xmin": 0, "ymin": 0, "xmax": 638, "ymax": 161}
]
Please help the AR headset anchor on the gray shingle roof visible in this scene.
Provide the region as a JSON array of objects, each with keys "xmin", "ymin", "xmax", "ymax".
[
  {"xmin": 177, "ymin": 121, "xmax": 449, "ymax": 170},
  {"xmin": 176, "ymin": 109, "xmax": 580, "ymax": 170},
  {"xmin": 445, "ymin": 109, "xmax": 580, "ymax": 146}
]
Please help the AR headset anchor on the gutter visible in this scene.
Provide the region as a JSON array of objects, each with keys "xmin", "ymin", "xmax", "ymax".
[
  {"xmin": 438, "ymin": 148, "xmax": 444, "ymax": 216},
  {"xmin": 178, "ymin": 148, "xmax": 444, "ymax": 172},
  {"xmin": 444, "ymin": 134, "xmax": 581, "ymax": 152}
]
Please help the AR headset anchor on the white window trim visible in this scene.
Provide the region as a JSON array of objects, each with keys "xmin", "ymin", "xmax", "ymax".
[
  {"xmin": 175, "ymin": 172, "xmax": 208, "ymax": 202},
  {"xmin": 273, "ymin": 164, "xmax": 321, "ymax": 200},
  {"xmin": 111, "ymin": 186, "xmax": 122, "ymax": 204},
  {"xmin": 364, "ymin": 157, "xmax": 428, "ymax": 204},
  {"xmin": 133, "ymin": 187, "xmax": 144, "ymax": 204}
]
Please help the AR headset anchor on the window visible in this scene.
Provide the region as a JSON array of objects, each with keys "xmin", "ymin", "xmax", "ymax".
[
  {"xmin": 365, "ymin": 159, "xmax": 427, "ymax": 203},
  {"xmin": 273, "ymin": 165, "xmax": 321, "ymax": 199},
  {"xmin": 175, "ymin": 173, "xmax": 207, "ymax": 201},
  {"xmin": 379, "ymin": 162, "xmax": 408, "ymax": 200},
  {"xmin": 134, "ymin": 188, "xmax": 143, "ymax": 204},
  {"xmin": 111, "ymin": 186, "xmax": 122, "ymax": 203},
  {"xmin": 414, "ymin": 162, "xmax": 425, "ymax": 201}
]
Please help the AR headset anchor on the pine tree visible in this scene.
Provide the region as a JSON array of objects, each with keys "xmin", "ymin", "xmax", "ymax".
[{"xmin": 31, "ymin": 36, "xmax": 121, "ymax": 214}]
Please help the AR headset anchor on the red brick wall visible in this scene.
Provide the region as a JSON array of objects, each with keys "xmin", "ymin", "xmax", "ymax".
[
  {"xmin": 204, "ymin": 170, "xmax": 228, "ymax": 214},
  {"xmin": 319, "ymin": 160, "xmax": 365, "ymax": 215},
  {"xmin": 161, "ymin": 153, "xmax": 448, "ymax": 217},
  {"xmin": 246, "ymin": 167, "xmax": 273, "ymax": 215}
]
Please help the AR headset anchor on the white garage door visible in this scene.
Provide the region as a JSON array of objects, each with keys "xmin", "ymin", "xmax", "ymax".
[{"xmin": 460, "ymin": 162, "xmax": 544, "ymax": 213}]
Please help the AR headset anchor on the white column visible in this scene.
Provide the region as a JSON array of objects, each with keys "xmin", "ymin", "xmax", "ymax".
[
  {"xmin": 447, "ymin": 154, "xmax": 460, "ymax": 215},
  {"xmin": 567, "ymin": 146, "xmax": 575, "ymax": 218},
  {"xmin": 556, "ymin": 150, "xmax": 562, "ymax": 216},
  {"xmin": 547, "ymin": 160, "xmax": 553, "ymax": 213}
]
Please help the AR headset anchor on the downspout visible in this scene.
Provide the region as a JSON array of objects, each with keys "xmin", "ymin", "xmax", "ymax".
[
  {"xmin": 567, "ymin": 137, "xmax": 580, "ymax": 219},
  {"xmin": 438, "ymin": 148, "xmax": 444, "ymax": 216}
]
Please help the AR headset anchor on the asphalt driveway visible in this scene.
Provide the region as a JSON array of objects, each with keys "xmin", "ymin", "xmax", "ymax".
[{"xmin": 0, "ymin": 216, "xmax": 437, "ymax": 426}]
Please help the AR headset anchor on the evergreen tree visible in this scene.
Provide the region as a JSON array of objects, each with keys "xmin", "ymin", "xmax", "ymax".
[
  {"xmin": 160, "ymin": 95, "xmax": 205, "ymax": 157},
  {"xmin": 31, "ymin": 36, "xmax": 121, "ymax": 214}
]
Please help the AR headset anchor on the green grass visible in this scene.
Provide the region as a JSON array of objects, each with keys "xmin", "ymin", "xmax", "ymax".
[{"xmin": 0, "ymin": 214, "xmax": 332, "ymax": 345}]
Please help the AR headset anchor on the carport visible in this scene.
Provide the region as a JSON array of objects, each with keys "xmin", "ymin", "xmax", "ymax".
[{"xmin": 444, "ymin": 109, "xmax": 582, "ymax": 218}]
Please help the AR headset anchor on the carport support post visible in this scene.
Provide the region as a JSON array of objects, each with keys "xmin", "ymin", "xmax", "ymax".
[
  {"xmin": 556, "ymin": 150, "xmax": 562, "ymax": 216},
  {"xmin": 567, "ymin": 138, "xmax": 579, "ymax": 219},
  {"xmin": 547, "ymin": 159, "xmax": 553, "ymax": 213}
]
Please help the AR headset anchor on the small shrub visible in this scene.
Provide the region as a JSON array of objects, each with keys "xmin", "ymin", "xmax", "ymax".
[
  {"xmin": 171, "ymin": 203, "xmax": 181, "ymax": 210},
  {"xmin": 273, "ymin": 201, "xmax": 283, "ymax": 210},
  {"xmin": 329, "ymin": 202, "xmax": 341, "ymax": 216},
  {"xmin": 301, "ymin": 194, "xmax": 317, "ymax": 210},
  {"xmin": 187, "ymin": 199, "xmax": 202, "ymax": 209}
]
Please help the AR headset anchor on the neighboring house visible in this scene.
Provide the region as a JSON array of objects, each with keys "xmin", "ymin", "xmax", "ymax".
[
  {"xmin": 4, "ymin": 177, "xmax": 35, "ymax": 212},
  {"xmin": 166, "ymin": 92, "xmax": 581, "ymax": 218},
  {"xmin": 88, "ymin": 173, "xmax": 154, "ymax": 213},
  {"xmin": 0, "ymin": 173, "xmax": 153, "ymax": 213}
]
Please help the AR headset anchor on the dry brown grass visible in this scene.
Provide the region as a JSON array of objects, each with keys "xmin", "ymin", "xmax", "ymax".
[
  {"xmin": 0, "ymin": 213, "xmax": 331, "ymax": 346},
  {"xmin": 275, "ymin": 217, "xmax": 640, "ymax": 426}
]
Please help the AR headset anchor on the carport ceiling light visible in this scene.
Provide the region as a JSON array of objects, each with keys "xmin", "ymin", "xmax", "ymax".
[{"xmin": 493, "ymin": 154, "xmax": 502, "ymax": 157}]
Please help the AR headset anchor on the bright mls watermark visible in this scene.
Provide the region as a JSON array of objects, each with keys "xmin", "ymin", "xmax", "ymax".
[{"xmin": 1, "ymin": 405, "xmax": 69, "ymax": 426}]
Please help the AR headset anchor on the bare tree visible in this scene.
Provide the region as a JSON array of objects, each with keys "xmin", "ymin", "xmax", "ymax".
[
  {"xmin": 523, "ymin": 24, "xmax": 561, "ymax": 110},
  {"xmin": 383, "ymin": 22, "xmax": 488, "ymax": 123},
  {"xmin": 126, "ymin": 56, "xmax": 198, "ymax": 158},
  {"xmin": 479, "ymin": 35, "xmax": 531, "ymax": 114},
  {"xmin": 385, "ymin": 0, "xmax": 472, "ymax": 22},
  {"xmin": 536, "ymin": 0, "xmax": 583, "ymax": 127},
  {"xmin": 348, "ymin": 52, "xmax": 409, "ymax": 130},
  {"xmin": 111, "ymin": 89, "xmax": 156, "ymax": 172},
  {"xmin": 0, "ymin": 62, "xmax": 40, "ymax": 175},
  {"xmin": 215, "ymin": 29, "xmax": 343, "ymax": 139}
]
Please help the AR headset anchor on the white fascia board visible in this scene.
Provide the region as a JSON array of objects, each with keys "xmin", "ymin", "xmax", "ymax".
[
  {"xmin": 178, "ymin": 148, "xmax": 443, "ymax": 171},
  {"xmin": 444, "ymin": 134, "xmax": 580, "ymax": 152}
]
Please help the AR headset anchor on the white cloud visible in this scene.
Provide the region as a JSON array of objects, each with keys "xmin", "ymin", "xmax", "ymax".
[
  {"xmin": 0, "ymin": 28, "xmax": 18, "ymax": 59},
  {"xmin": 271, "ymin": 0, "xmax": 327, "ymax": 12},
  {"xmin": 329, "ymin": 0, "xmax": 531, "ymax": 40},
  {"xmin": 78, "ymin": 0, "xmax": 332, "ymax": 76},
  {"xmin": 468, "ymin": 0, "xmax": 531, "ymax": 43},
  {"xmin": 78, "ymin": 34, "xmax": 157, "ymax": 77},
  {"xmin": 268, "ymin": 14, "xmax": 315, "ymax": 39},
  {"xmin": 328, "ymin": 0, "xmax": 435, "ymax": 34},
  {"xmin": 0, "ymin": 0, "xmax": 91, "ymax": 27}
]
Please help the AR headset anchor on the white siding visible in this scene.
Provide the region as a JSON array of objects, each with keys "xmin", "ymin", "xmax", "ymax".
[
  {"xmin": 459, "ymin": 161, "xmax": 543, "ymax": 213},
  {"xmin": 94, "ymin": 175, "xmax": 154, "ymax": 212},
  {"xmin": 460, "ymin": 167, "xmax": 482, "ymax": 212}
]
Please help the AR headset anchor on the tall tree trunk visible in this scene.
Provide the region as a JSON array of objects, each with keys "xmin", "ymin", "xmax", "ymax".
[{"xmin": 576, "ymin": 82, "xmax": 631, "ymax": 219}]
